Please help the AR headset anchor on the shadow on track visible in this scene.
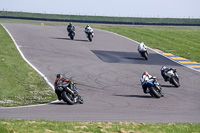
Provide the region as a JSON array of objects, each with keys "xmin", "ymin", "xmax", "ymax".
[
  {"xmin": 161, "ymin": 84, "xmax": 177, "ymax": 88},
  {"xmin": 50, "ymin": 37, "xmax": 88, "ymax": 42},
  {"xmin": 74, "ymin": 39, "xmax": 88, "ymax": 42},
  {"xmin": 92, "ymin": 50, "xmax": 180, "ymax": 66},
  {"xmin": 50, "ymin": 102, "xmax": 69, "ymax": 105},
  {"xmin": 113, "ymin": 94, "xmax": 152, "ymax": 98}
]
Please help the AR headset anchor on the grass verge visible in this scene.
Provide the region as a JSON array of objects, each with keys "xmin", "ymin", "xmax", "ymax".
[
  {"xmin": 94, "ymin": 25, "xmax": 200, "ymax": 63},
  {"xmin": 0, "ymin": 24, "xmax": 56, "ymax": 107},
  {"xmin": 0, "ymin": 119, "xmax": 200, "ymax": 133}
]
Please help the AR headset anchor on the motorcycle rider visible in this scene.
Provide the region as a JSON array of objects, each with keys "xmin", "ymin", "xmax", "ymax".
[
  {"xmin": 141, "ymin": 71, "xmax": 164, "ymax": 96},
  {"xmin": 138, "ymin": 42, "xmax": 148, "ymax": 53},
  {"xmin": 84, "ymin": 25, "xmax": 94, "ymax": 37},
  {"xmin": 161, "ymin": 66, "xmax": 175, "ymax": 81},
  {"xmin": 67, "ymin": 23, "xmax": 75, "ymax": 36},
  {"xmin": 54, "ymin": 74, "xmax": 69, "ymax": 100},
  {"xmin": 141, "ymin": 71, "xmax": 153, "ymax": 94}
]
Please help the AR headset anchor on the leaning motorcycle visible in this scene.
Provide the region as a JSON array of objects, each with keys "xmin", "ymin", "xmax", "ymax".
[
  {"xmin": 139, "ymin": 50, "xmax": 148, "ymax": 60},
  {"xmin": 140, "ymin": 76, "xmax": 163, "ymax": 98},
  {"xmin": 161, "ymin": 68, "xmax": 180, "ymax": 87},
  {"xmin": 55, "ymin": 79, "xmax": 83, "ymax": 105},
  {"xmin": 85, "ymin": 29, "xmax": 94, "ymax": 42},
  {"xmin": 68, "ymin": 28, "xmax": 75, "ymax": 40}
]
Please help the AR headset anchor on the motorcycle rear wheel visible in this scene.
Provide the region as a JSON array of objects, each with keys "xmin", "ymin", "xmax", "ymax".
[
  {"xmin": 62, "ymin": 91, "xmax": 75, "ymax": 105},
  {"xmin": 144, "ymin": 52, "xmax": 148, "ymax": 60},
  {"xmin": 170, "ymin": 77, "xmax": 180, "ymax": 87},
  {"xmin": 150, "ymin": 86, "xmax": 161, "ymax": 98}
]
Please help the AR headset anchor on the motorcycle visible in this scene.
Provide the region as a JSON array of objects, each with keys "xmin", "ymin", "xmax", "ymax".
[
  {"xmin": 140, "ymin": 75, "xmax": 163, "ymax": 98},
  {"xmin": 138, "ymin": 42, "xmax": 148, "ymax": 60},
  {"xmin": 55, "ymin": 78, "xmax": 83, "ymax": 105},
  {"xmin": 68, "ymin": 28, "xmax": 75, "ymax": 40},
  {"xmin": 85, "ymin": 28, "xmax": 94, "ymax": 42},
  {"xmin": 161, "ymin": 68, "xmax": 180, "ymax": 87}
]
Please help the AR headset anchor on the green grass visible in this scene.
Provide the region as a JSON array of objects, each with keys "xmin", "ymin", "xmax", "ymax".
[
  {"xmin": 94, "ymin": 25, "xmax": 200, "ymax": 63},
  {"xmin": 0, "ymin": 24, "xmax": 56, "ymax": 107},
  {"xmin": 1, "ymin": 11, "xmax": 200, "ymax": 24},
  {"xmin": 0, "ymin": 119, "xmax": 200, "ymax": 133}
]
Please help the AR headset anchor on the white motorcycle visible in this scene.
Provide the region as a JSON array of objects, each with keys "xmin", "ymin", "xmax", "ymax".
[
  {"xmin": 85, "ymin": 28, "xmax": 94, "ymax": 42},
  {"xmin": 161, "ymin": 67, "xmax": 180, "ymax": 87},
  {"xmin": 138, "ymin": 42, "xmax": 148, "ymax": 60}
]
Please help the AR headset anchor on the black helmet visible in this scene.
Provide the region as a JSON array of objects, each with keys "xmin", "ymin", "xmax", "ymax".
[{"xmin": 56, "ymin": 74, "xmax": 63, "ymax": 79}]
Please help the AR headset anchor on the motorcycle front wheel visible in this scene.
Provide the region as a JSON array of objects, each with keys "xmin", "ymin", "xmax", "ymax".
[
  {"xmin": 88, "ymin": 34, "xmax": 92, "ymax": 42},
  {"xmin": 70, "ymin": 34, "xmax": 74, "ymax": 40},
  {"xmin": 79, "ymin": 96, "xmax": 84, "ymax": 104}
]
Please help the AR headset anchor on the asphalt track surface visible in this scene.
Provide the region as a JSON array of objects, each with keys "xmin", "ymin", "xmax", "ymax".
[{"xmin": 1, "ymin": 23, "xmax": 200, "ymax": 123}]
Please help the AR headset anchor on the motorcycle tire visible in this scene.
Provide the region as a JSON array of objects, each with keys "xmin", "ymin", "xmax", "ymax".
[
  {"xmin": 88, "ymin": 34, "xmax": 92, "ymax": 42},
  {"xmin": 62, "ymin": 91, "xmax": 75, "ymax": 105},
  {"xmin": 79, "ymin": 96, "xmax": 84, "ymax": 104},
  {"xmin": 150, "ymin": 86, "xmax": 161, "ymax": 98},
  {"xmin": 70, "ymin": 34, "xmax": 74, "ymax": 40},
  {"xmin": 144, "ymin": 52, "xmax": 148, "ymax": 60},
  {"xmin": 149, "ymin": 92, "xmax": 155, "ymax": 97},
  {"xmin": 170, "ymin": 77, "xmax": 180, "ymax": 87}
]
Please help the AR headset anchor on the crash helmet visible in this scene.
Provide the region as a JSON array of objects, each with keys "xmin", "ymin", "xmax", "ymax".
[
  {"xmin": 143, "ymin": 71, "xmax": 148, "ymax": 76},
  {"xmin": 86, "ymin": 25, "xmax": 89, "ymax": 27},
  {"xmin": 69, "ymin": 23, "xmax": 72, "ymax": 26},
  {"xmin": 140, "ymin": 42, "xmax": 144, "ymax": 45},
  {"xmin": 161, "ymin": 66, "xmax": 166, "ymax": 71},
  {"xmin": 56, "ymin": 74, "xmax": 63, "ymax": 79}
]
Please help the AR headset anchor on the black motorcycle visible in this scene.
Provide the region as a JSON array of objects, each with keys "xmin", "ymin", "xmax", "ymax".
[
  {"xmin": 68, "ymin": 28, "xmax": 75, "ymax": 40},
  {"xmin": 55, "ymin": 79, "xmax": 83, "ymax": 105},
  {"xmin": 161, "ymin": 68, "xmax": 180, "ymax": 87}
]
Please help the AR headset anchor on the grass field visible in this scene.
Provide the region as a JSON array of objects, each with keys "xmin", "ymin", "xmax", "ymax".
[
  {"xmin": 0, "ymin": 119, "xmax": 200, "ymax": 133},
  {"xmin": 0, "ymin": 24, "xmax": 56, "ymax": 107},
  {"xmin": 1, "ymin": 11, "xmax": 200, "ymax": 24}
]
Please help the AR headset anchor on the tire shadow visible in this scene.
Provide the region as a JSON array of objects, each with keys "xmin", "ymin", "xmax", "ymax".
[
  {"xmin": 113, "ymin": 94, "xmax": 152, "ymax": 98},
  {"xmin": 161, "ymin": 84, "xmax": 176, "ymax": 88},
  {"xmin": 50, "ymin": 37, "xmax": 88, "ymax": 42},
  {"xmin": 50, "ymin": 102, "xmax": 69, "ymax": 105}
]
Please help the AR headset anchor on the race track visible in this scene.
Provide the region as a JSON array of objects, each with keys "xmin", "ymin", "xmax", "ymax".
[{"xmin": 0, "ymin": 23, "xmax": 200, "ymax": 123}]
